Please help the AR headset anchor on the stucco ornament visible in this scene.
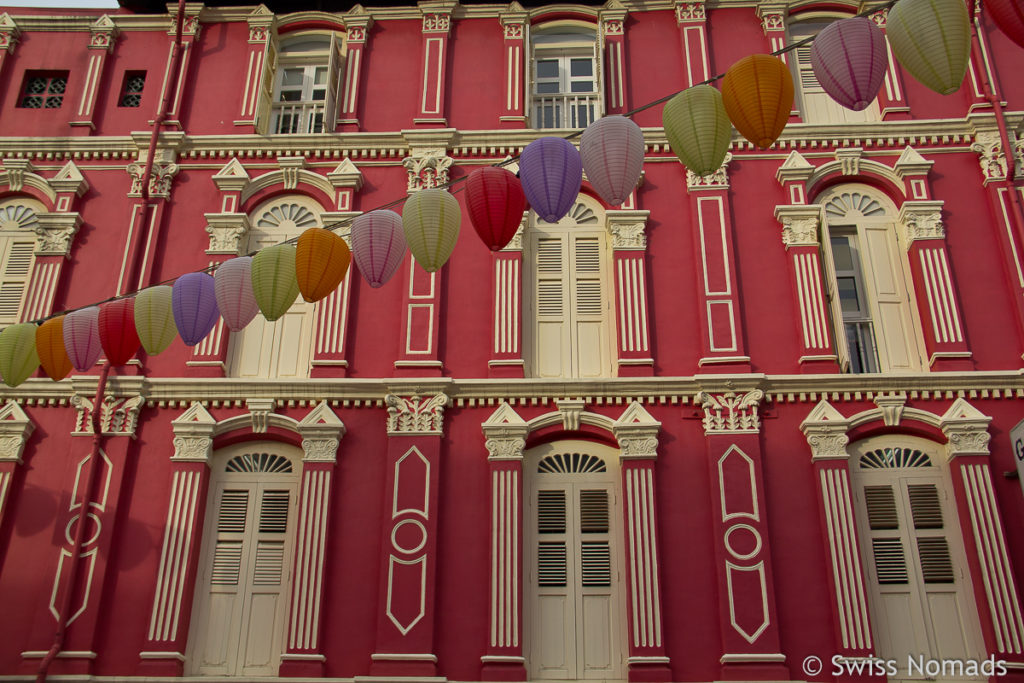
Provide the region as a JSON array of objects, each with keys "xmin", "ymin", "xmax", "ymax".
[
  {"xmin": 127, "ymin": 162, "xmax": 179, "ymax": 198},
  {"xmin": 971, "ymin": 130, "xmax": 1008, "ymax": 184},
  {"xmin": 687, "ymin": 153, "xmax": 732, "ymax": 190},
  {"xmin": 485, "ymin": 437, "xmax": 526, "ymax": 460},
  {"xmin": 403, "ymin": 149, "xmax": 453, "ymax": 192},
  {"xmin": 386, "ymin": 393, "xmax": 450, "ymax": 435},
  {"xmin": 302, "ymin": 438, "xmax": 340, "ymax": 462},
  {"xmin": 172, "ymin": 435, "xmax": 212, "ymax": 462},
  {"xmin": 675, "ymin": 1, "xmax": 706, "ymax": 22},
  {"xmin": 696, "ymin": 389, "xmax": 764, "ymax": 434},
  {"xmin": 73, "ymin": 394, "xmax": 145, "ymax": 436},
  {"xmin": 34, "ymin": 214, "xmax": 82, "ymax": 257}
]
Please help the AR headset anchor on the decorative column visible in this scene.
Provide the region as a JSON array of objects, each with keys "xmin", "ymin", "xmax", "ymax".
[
  {"xmin": 234, "ymin": 6, "xmax": 276, "ymax": 133},
  {"xmin": 0, "ymin": 14, "xmax": 21, "ymax": 103},
  {"xmin": 800, "ymin": 400, "xmax": 875, "ymax": 665},
  {"xmin": 138, "ymin": 402, "xmax": 216, "ymax": 676},
  {"xmin": 613, "ymin": 402, "xmax": 671, "ymax": 682},
  {"xmin": 489, "ymin": 218, "xmax": 526, "ymax": 378},
  {"xmin": 607, "ymin": 210, "xmax": 653, "ymax": 375},
  {"xmin": 414, "ymin": 0, "xmax": 456, "ymax": 126},
  {"xmin": 22, "ymin": 384, "xmax": 146, "ymax": 676},
  {"xmin": 369, "ymin": 393, "xmax": 450, "ymax": 677},
  {"xmin": 280, "ymin": 402, "xmax": 346, "ymax": 677},
  {"xmin": 674, "ymin": 0, "xmax": 709, "ymax": 88},
  {"xmin": 600, "ymin": 6, "xmax": 627, "ymax": 116},
  {"xmin": 480, "ymin": 403, "xmax": 529, "ymax": 681},
  {"xmin": 158, "ymin": 3, "xmax": 203, "ymax": 129},
  {"xmin": 498, "ymin": 5, "xmax": 527, "ymax": 127},
  {"xmin": 868, "ymin": 8, "xmax": 911, "ymax": 120},
  {"xmin": 695, "ymin": 389, "xmax": 788, "ymax": 680},
  {"xmin": 687, "ymin": 157, "xmax": 751, "ymax": 372},
  {"xmin": 939, "ymin": 399, "xmax": 1024, "ymax": 666},
  {"xmin": 0, "ymin": 401, "xmax": 34, "ymax": 530},
  {"xmin": 338, "ymin": 6, "xmax": 373, "ymax": 132},
  {"xmin": 70, "ymin": 15, "xmax": 118, "ymax": 133}
]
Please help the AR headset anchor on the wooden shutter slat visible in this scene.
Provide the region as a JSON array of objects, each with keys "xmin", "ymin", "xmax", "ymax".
[
  {"xmin": 211, "ymin": 541, "xmax": 243, "ymax": 585},
  {"xmin": 259, "ymin": 490, "xmax": 290, "ymax": 533},
  {"xmin": 538, "ymin": 281, "xmax": 564, "ymax": 316},
  {"xmin": 581, "ymin": 541, "xmax": 611, "ymax": 587},
  {"xmin": 864, "ymin": 485, "xmax": 899, "ymax": 530},
  {"xmin": 538, "ymin": 490, "xmax": 566, "ymax": 533},
  {"xmin": 908, "ymin": 484, "xmax": 943, "ymax": 529},
  {"xmin": 575, "ymin": 279, "xmax": 602, "ymax": 315},
  {"xmin": 538, "ymin": 541, "xmax": 567, "ymax": 586},
  {"xmin": 917, "ymin": 537, "xmax": 955, "ymax": 583},
  {"xmin": 579, "ymin": 490, "xmax": 609, "ymax": 533},
  {"xmin": 217, "ymin": 490, "xmax": 249, "ymax": 533},
  {"xmin": 253, "ymin": 540, "xmax": 286, "ymax": 585},
  {"xmin": 872, "ymin": 538, "xmax": 909, "ymax": 584}
]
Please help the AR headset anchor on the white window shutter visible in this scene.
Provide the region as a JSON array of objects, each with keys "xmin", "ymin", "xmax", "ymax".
[
  {"xmin": 0, "ymin": 238, "xmax": 34, "ymax": 323},
  {"xmin": 569, "ymin": 233, "xmax": 609, "ymax": 378},
  {"xmin": 326, "ymin": 34, "xmax": 342, "ymax": 128},
  {"xmin": 535, "ymin": 235, "xmax": 571, "ymax": 378},
  {"xmin": 255, "ymin": 41, "xmax": 278, "ymax": 134},
  {"xmin": 859, "ymin": 223, "xmax": 924, "ymax": 371},
  {"xmin": 820, "ymin": 239, "xmax": 853, "ymax": 371}
]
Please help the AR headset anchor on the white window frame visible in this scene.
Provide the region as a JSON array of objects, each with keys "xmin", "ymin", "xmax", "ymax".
[
  {"xmin": 530, "ymin": 25, "xmax": 602, "ymax": 129},
  {"xmin": 0, "ymin": 198, "xmax": 42, "ymax": 325},
  {"xmin": 270, "ymin": 33, "xmax": 343, "ymax": 135}
]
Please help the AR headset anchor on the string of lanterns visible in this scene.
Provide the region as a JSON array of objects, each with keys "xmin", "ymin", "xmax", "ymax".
[{"xmin": 0, "ymin": 0, "xmax": 1001, "ymax": 387}]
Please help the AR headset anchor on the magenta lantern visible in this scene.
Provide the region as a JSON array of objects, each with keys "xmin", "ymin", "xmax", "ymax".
[
  {"xmin": 985, "ymin": 0, "xmax": 1024, "ymax": 48},
  {"xmin": 579, "ymin": 116, "xmax": 645, "ymax": 206},
  {"xmin": 173, "ymin": 272, "xmax": 220, "ymax": 346},
  {"xmin": 810, "ymin": 17, "xmax": 887, "ymax": 111},
  {"xmin": 98, "ymin": 299, "xmax": 140, "ymax": 366},
  {"xmin": 350, "ymin": 210, "xmax": 407, "ymax": 288},
  {"xmin": 215, "ymin": 257, "xmax": 259, "ymax": 331},
  {"xmin": 465, "ymin": 168, "xmax": 528, "ymax": 251},
  {"xmin": 62, "ymin": 306, "xmax": 102, "ymax": 372},
  {"xmin": 519, "ymin": 137, "xmax": 583, "ymax": 223}
]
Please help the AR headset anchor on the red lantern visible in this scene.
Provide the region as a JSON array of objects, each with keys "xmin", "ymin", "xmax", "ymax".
[
  {"xmin": 465, "ymin": 168, "xmax": 527, "ymax": 251},
  {"xmin": 984, "ymin": 0, "xmax": 1024, "ymax": 48},
  {"xmin": 98, "ymin": 298, "xmax": 140, "ymax": 366}
]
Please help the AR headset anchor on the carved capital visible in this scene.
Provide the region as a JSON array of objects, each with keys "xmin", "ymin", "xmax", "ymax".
[
  {"xmin": 502, "ymin": 22, "xmax": 524, "ymax": 39},
  {"xmin": 34, "ymin": 213, "xmax": 82, "ymax": 257},
  {"xmin": 805, "ymin": 431, "xmax": 851, "ymax": 460},
  {"xmin": 482, "ymin": 402, "xmax": 530, "ymax": 460},
  {"xmin": 0, "ymin": 13, "xmax": 21, "ymax": 53},
  {"xmin": 675, "ymin": 0, "xmax": 706, "ymax": 22},
  {"xmin": 422, "ymin": 12, "xmax": 451, "ymax": 32},
  {"xmin": 870, "ymin": 7, "xmax": 888, "ymax": 27},
  {"xmin": 971, "ymin": 130, "xmax": 1007, "ymax": 185},
  {"xmin": 168, "ymin": 3, "xmax": 203, "ymax": 38},
  {"xmin": 204, "ymin": 213, "xmax": 251, "ymax": 255},
  {"xmin": 502, "ymin": 220, "xmax": 526, "ymax": 252},
  {"xmin": 898, "ymin": 200, "xmax": 945, "ymax": 245},
  {"xmin": 612, "ymin": 402, "xmax": 661, "ymax": 459},
  {"xmin": 127, "ymin": 162, "xmax": 179, "ymax": 198},
  {"xmin": 172, "ymin": 435, "xmax": 212, "ymax": 462},
  {"xmin": 775, "ymin": 204, "xmax": 822, "ymax": 248},
  {"xmin": 695, "ymin": 389, "xmax": 764, "ymax": 434},
  {"xmin": 756, "ymin": 4, "xmax": 786, "ymax": 32},
  {"xmin": 302, "ymin": 438, "xmax": 340, "ymax": 462},
  {"xmin": 601, "ymin": 18, "xmax": 624, "ymax": 35},
  {"xmin": 385, "ymin": 393, "xmax": 450, "ymax": 435},
  {"xmin": 485, "ymin": 437, "xmax": 526, "ymax": 460},
  {"xmin": 940, "ymin": 398, "xmax": 992, "ymax": 458},
  {"xmin": 402, "ymin": 148, "xmax": 453, "ymax": 192},
  {"xmin": 73, "ymin": 394, "xmax": 145, "ymax": 437},
  {"xmin": 0, "ymin": 401, "xmax": 34, "ymax": 463},
  {"xmin": 606, "ymin": 209, "xmax": 650, "ymax": 250},
  {"xmin": 687, "ymin": 153, "xmax": 732, "ymax": 190}
]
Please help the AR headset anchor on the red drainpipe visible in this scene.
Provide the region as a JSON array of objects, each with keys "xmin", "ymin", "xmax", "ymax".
[{"xmin": 35, "ymin": 1, "xmax": 188, "ymax": 680}]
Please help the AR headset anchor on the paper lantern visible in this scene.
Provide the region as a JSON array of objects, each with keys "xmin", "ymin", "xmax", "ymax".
[
  {"xmin": 215, "ymin": 257, "xmax": 259, "ymax": 330},
  {"xmin": 887, "ymin": 0, "xmax": 971, "ymax": 95},
  {"xmin": 99, "ymin": 299, "xmax": 140, "ymax": 366},
  {"xmin": 721, "ymin": 54, "xmax": 794, "ymax": 149},
  {"xmin": 36, "ymin": 316, "xmax": 72, "ymax": 381},
  {"xmin": 350, "ymin": 210, "xmax": 407, "ymax": 288},
  {"xmin": 0, "ymin": 323, "xmax": 39, "ymax": 387},
  {"xmin": 810, "ymin": 17, "xmax": 887, "ymax": 111},
  {"xmin": 662, "ymin": 84, "xmax": 732, "ymax": 177},
  {"xmin": 296, "ymin": 228, "xmax": 351, "ymax": 303},
  {"xmin": 134, "ymin": 286, "xmax": 177, "ymax": 355},
  {"xmin": 173, "ymin": 272, "xmax": 220, "ymax": 346},
  {"xmin": 519, "ymin": 137, "xmax": 583, "ymax": 223},
  {"xmin": 464, "ymin": 168, "xmax": 527, "ymax": 251},
  {"xmin": 985, "ymin": 0, "xmax": 1024, "ymax": 48},
  {"xmin": 402, "ymin": 188, "xmax": 461, "ymax": 273},
  {"xmin": 579, "ymin": 116, "xmax": 645, "ymax": 206},
  {"xmin": 63, "ymin": 306, "xmax": 102, "ymax": 372},
  {"xmin": 251, "ymin": 244, "xmax": 300, "ymax": 321}
]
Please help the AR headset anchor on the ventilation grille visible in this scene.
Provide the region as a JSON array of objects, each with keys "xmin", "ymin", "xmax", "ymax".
[
  {"xmin": 917, "ymin": 537, "xmax": 954, "ymax": 583},
  {"xmin": 872, "ymin": 538, "xmax": 909, "ymax": 584},
  {"xmin": 538, "ymin": 542, "xmax": 567, "ymax": 587},
  {"xmin": 217, "ymin": 490, "xmax": 249, "ymax": 533},
  {"xmin": 580, "ymin": 490, "xmax": 609, "ymax": 533},
  {"xmin": 538, "ymin": 281, "xmax": 563, "ymax": 316},
  {"xmin": 253, "ymin": 541, "xmax": 285, "ymax": 585},
  {"xmin": 538, "ymin": 490, "xmax": 566, "ymax": 534},
  {"xmin": 226, "ymin": 452, "xmax": 293, "ymax": 473},
  {"xmin": 859, "ymin": 447, "xmax": 931, "ymax": 469},
  {"xmin": 538, "ymin": 452, "xmax": 607, "ymax": 474},
  {"xmin": 581, "ymin": 541, "xmax": 611, "ymax": 586},
  {"xmin": 864, "ymin": 486, "xmax": 898, "ymax": 530},
  {"xmin": 259, "ymin": 490, "xmax": 289, "ymax": 533},
  {"xmin": 908, "ymin": 484, "xmax": 943, "ymax": 529},
  {"xmin": 211, "ymin": 541, "xmax": 243, "ymax": 585}
]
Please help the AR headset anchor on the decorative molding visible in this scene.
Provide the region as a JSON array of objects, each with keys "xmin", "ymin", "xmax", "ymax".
[
  {"xmin": 556, "ymin": 398, "xmax": 586, "ymax": 431},
  {"xmin": 72, "ymin": 394, "xmax": 145, "ymax": 437},
  {"xmin": 696, "ymin": 390, "xmax": 764, "ymax": 434},
  {"xmin": 171, "ymin": 436, "xmax": 212, "ymax": 462},
  {"xmin": 212, "ymin": 157, "xmax": 250, "ymax": 193},
  {"xmin": 402, "ymin": 148, "xmax": 453, "ymax": 192},
  {"xmin": 873, "ymin": 393, "xmax": 906, "ymax": 426},
  {"xmin": 898, "ymin": 200, "xmax": 945, "ymax": 244},
  {"xmin": 3, "ymin": 158, "xmax": 34, "ymax": 193},
  {"xmin": 870, "ymin": 6, "xmax": 888, "ymax": 26},
  {"xmin": 327, "ymin": 158, "xmax": 364, "ymax": 190},
  {"xmin": 34, "ymin": 213, "xmax": 82, "ymax": 257},
  {"xmin": 0, "ymin": 400, "xmax": 34, "ymax": 463},
  {"xmin": 297, "ymin": 400, "xmax": 346, "ymax": 463},
  {"xmin": 50, "ymin": 161, "xmax": 89, "ymax": 197},
  {"xmin": 89, "ymin": 14, "xmax": 119, "ymax": 51},
  {"xmin": 612, "ymin": 401, "xmax": 661, "ymax": 459},
  {"xmin": 939, "ymin": 398, "xmax": 992, "ymax": 457},
  {"xmin": 835, "ymin": 148, "xmax": 863, "ymax": 177},
  {"xmin": 204, "ymin": 213, "xmax": 251, "ymax": 255},
  {"xmin": 127, "ymin": 162, "xmax": 179, "ymax": 198},
  {"xmin": 246, "ymin": 398, "xmax": 276, "ymax": 434},
  {"xmin": 776, "ymin": 150, "xmax": 815, "ymax": 186},
  {"xmin": 800, "ymin": 400, "xmax": 851, "ymax": 460},
  {"xmin": 246, "ymin": 4, "xmax": 276, "ymax": 43},
  {"xmin": 606, "ymin": 209, "xmax": 650, "ymax": 250},
  {"xmin": 893, "ymin": 146, "xmax": 934, "ymax": 178},
  {"xmin": 0, "ymin": 13, "xmax": 21, "ymax": 53},
  {"xmin": 385, "ymin": 393, "xmax": 450, "ymax": 435},
  {"xmin": 482, "ymin": 402, "xmax": 529, "ymax": 460},
  {"xmin": 419, "ymin": 0, "xmax": 456, "ymax": 32},
  {"xmin": 756, "ymin": 3, "xmax": 786, "ymax": 32},
  {"xmin": 775, "ymin": 204, "xmax": 822, "ymax": 248},
  {"xmin": 971, "ymin": 130, "xmax": 1007, "ymax": 184},
  {"xmin": 687, "ymin": 153, "xmax": 732, "ymax": 190},
  {"xmin": 301, "ymin": 438, "xmax": 339, "ymax": 462},
  {"xmin": 674, "ymin": 0, "xmax": 706, "ymax": 22}
]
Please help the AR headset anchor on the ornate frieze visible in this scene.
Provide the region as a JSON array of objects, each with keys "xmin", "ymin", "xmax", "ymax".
[
  {"xmin": 971, "ymin": 130, "xmax": 1008, "ymax": 184},
  {"xmin": 695, "ymin": 389, "xmax": 764, "ymax": 434},
  {"xmin": 34, "ymin": 213, "xmax": 82, "ymax": 257},
  {"xmin": 675, "ymin": 0, "xmax": 706, "ymax": 22},
  {"xmin": 386, "ymin": 393, "xmax": 450, "ymax": 435},
  {"xmin": 127, "ymin": 162, "xmax": 179, "ymax": 198},
  {"xmin": 402, "ymin": 148, "xmax": 453, "ymax": 192},
  {"xmin": 73, "ymin": 394, "xmax": 145, "ymax": 437}
]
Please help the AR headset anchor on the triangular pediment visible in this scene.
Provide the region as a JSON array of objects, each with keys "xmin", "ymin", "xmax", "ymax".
[
  {"xmin": 92, "ymin": 14, "xmax": 116, "ymax": 30},
  {"xmin": 801, "ymin": 399, "xmax": 848, "ymax": 428},
  {"xmin": 0, "ymin": 13, "xmax": 19, "ymax": 31},
  {"xmin": 249, "ymin": 4, "xmax": 273, "ymax": 16},
  {"xmin": 0, "ymin": 400, "xmax": 30, "ymax": 423},
  {"xmin": 780, "ymin": 150, "xmax": 813, "ymax": 170},
  {"xmin": 331, "ymin": 158, "xmax": 360, "ymax": 176},
  {"xmin": 213, "ymin": 157, "xmax": 250, "ymax": 180},
  {"xmin": 483, "ymin": 402, "xmax": 527, "ymax": 429},
  {"xmin": 172, "ymin": 401, "xmax": 216, "ymax": 426},
  {"xmin": 300, "ymin": 400, "xmax": 344, "ymax": 427},
  {"xmin": 940, "ymin": 398, "xmax": 990, "ymax": 423},
  {"xmin": 614, "ymin": 401, "xmax": 660, "ymax": 428},
  {"xmin": 897, "ymin": 146, "xmax": 928, "ymax": 166},
  {"xmin": 53, "ymin": 160, "xmax": 84, "ymax": 182}
]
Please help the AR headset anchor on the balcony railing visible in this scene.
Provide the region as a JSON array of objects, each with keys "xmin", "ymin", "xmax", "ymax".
[
  {"xmin": 532, "ymin": 93, "xmax": 600, "ymax": 129},
  {"xmin": 844, "ymin": 320, "xmax": 880, "ymax": 373},
  {"xmin": 271, "ymin": 101, "xmax": 327, "ymax": 134}
]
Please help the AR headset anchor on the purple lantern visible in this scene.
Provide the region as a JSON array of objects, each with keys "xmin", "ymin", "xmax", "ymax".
[
  {"xmin": 810, "ymin": 17, "xmax": 887, "ymax": 111},
  {"xmin": 62, "ymin": 306, "xmax": 102, "ymax": 372},
  {"xmin": 173, "ymin": 272, "xmax": 220, "ymax": 346},
  {"xmin": 350, "ymin": 210, "xmax": 407, "ymax": 288},
  {"xmin": 519, "ymin": 137, "xmax": 583, "ymax": 223},
  {"xmin": 215, "ymin": 257, "xmax": 259, "ymax": 331},
  {"xmin": 579, "ymin": 116, "xmax": 645, "ymax": 206}
]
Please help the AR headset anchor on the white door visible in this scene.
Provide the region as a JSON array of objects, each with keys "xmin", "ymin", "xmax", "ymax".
[
  {"xmin": 187, "ymin": 449, "xmax": 299, "ymax": 676},
  {"xmin": 853, "ymin": 441, "xmax": 986, "ymax": 679},
  {"xmin": 527, "ymin": 448, "xmax": 623, "ymax": 680}
]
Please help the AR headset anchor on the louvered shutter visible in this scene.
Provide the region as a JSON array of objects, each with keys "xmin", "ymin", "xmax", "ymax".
[
  {"xmin": 0, "ymin": 238, "xmax": 34, "ymax": 323},
  {"xmin": 821, "ymin": 238, "xmax": 853, "ymax": 371},
  {"xmin": 254, "ymin": 41, "xmax": 278, "ymax": 134},
  {"xmin": 211, "ymin": 490, "xmax": 249, "ymax": 587},
  {"xmin": 789, "ymin": 23, "xmax": 879, "ymax": 124},
  {"xmin": 569, "ymin": 233, "xmax": 608, "ymax": 378},
  {"xmin": 535, "ymin": 235, "xmax": 571, "ymax": 377},
  {"xmin": 326, "ymin": 34, "xmax": 342, "ymax": 129},
  {"xmin": 537, "ymin": 490, "xmax": 567, "ymax": 586},
  {"xmin": 578, "ymin": 490, "xmax": 610, "ymax": 588}
]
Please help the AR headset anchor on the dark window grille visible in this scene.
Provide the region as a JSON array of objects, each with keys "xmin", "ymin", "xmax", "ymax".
[
  {"xmin": 18, "ymin": 72, "xmax": 68, "ymax": 109},
  {"xmin": 119, "ymin": 72, "xmax": 146, "ymax": 108}
]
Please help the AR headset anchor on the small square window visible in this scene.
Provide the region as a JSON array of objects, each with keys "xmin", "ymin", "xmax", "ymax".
[
  {"xmin": 118, "ymin": 71, "xmax": 146, "ymax": 108},
  {"xmin": 18, "ymin": 71, "xmax": 68, "ymax": 109}
]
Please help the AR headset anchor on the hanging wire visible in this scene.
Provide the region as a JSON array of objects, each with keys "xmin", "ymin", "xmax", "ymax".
[{"xmin": 31, "ymin": 0, "xmax": 900, "ymax": 325}]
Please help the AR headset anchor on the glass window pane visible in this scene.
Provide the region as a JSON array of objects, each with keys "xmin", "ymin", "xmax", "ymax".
[
  {"xmin": 570, "ymin": 81, "xmax": 594, "ymax": 93},
  {"xmin": 837, "ymin": 277, "xmax": 860, "ymax": 313},
  {"xmin": 536, "ymin": 82, "xmax": 560, "ymax": 94},
  {"xmin": 312, "ymin": 88, "xmax": 327, "ymax": 101},
  {"xmin": 830, "ymin": 236, "xmax": 855, "ymax": 272},
  {"xmin": 570, "ymin": 58, "xmax": 593, "ymax": 77},
  {"xmin": 314, "ymin": 67, "xmax": 328, "ymax": 85},
  {"xmin": 282, "ymin": 69, "xmax": 304, "ymax": 86},
  {"xmin": 279, "ymin": 90, "xmax": 301, "ymax": 102},
  {"xmin": 537, "ymin": 60, "xmax": 559, "ymax": 79}
]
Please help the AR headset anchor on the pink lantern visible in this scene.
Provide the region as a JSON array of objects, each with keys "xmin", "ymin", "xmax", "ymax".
[
  {"xmin": 810, "ymin": 17, "xmax": 887, "ymax": 111},
  {"xmin": 984, "ymin": 0, "xmax": 1024, "ymax": 48},
  {"xmin": 62, "ymin": 306, "xmax": 102, "ymax": 372},
  {"xmin": 579, "ymin": 116, "xmax": 645, "ymax": 206},
  {"xmin": 215, "ymin": 257, "xmax": 260, "ymax": 331},
  {"xmin": 350, "ymin": 210, "xmax": 407, "ymax": 288}
]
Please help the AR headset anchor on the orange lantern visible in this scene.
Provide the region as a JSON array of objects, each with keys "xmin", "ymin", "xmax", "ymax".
[
  {"xmin": 36, "ymin": 316, "xmax": 72, "ymax": 381},
  {"xmin": 721, "ymin": 54, "xmax": 793, "ymax": 149},
  {"xmin": 295, "ymin": 228, "xmax": 351, "ymax": 303}
]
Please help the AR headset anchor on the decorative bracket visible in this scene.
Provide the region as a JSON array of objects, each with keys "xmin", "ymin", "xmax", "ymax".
[{"xmin": 246, "ymin": 398, "xmax": 276, "ymax": 434}]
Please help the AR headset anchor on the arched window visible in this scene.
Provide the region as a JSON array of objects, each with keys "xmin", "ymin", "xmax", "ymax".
[
  {"xmin": 270, "ymin": 33, "xmax": 343, "ymax": 134},
  {"xmin": 0, "ymin": 198, "xmax": 42, "ymax": 324},
  {"xmin": 226, "ymin": 196, "xmax": 320, "ymax": 378},
  {"xmin": 819, "ymin": 184, "xmax": 926, "ymax": 372},
  {"xmin": 531, "ymin": 24, "xmax": 600, "ymax": 129},
  {"xmin": 789, "ymin": 18, "xmax": 881, "ymax": 124},
  {"xmin": 849, "ymin": 436, "xmax": 985, "ymax": 676},
  {"xmin": 524, "ymin": 197, "xmax": 613, "ymax": 378}
]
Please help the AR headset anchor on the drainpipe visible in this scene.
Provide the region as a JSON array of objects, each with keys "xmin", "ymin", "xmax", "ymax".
[{"xmin": 34, "ymin": 0, "xmax": 188, "ymax": 680}]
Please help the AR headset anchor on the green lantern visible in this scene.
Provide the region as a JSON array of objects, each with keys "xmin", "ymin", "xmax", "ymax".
[
  {"xmin": 663, "ymin": 85, "xmax": 732, "ymax": 177},
  {"xmin": 886, "ymin": 0, "xmax": 971, "ymax": 95},
  {"xmin": 251, "ymin": 243, "xmax": 300, "ymax": 322},
  {"xmin": 402, "ymin": 188, "xmax": 461, "ymax": 273},
  {"xmin": 0, "ymin": 323, "xmax": 40, "ymax": 387},
  {"xmin": 134, "ymin": 285, "xmax": 178, "ymax": 355}
]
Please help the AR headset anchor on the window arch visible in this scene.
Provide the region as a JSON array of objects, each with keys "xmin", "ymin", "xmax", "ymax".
[
  {"xmin": 530, "ymin": 23, "xmax": 600, "ymax": 129},
  {"xmin": 818, "ymin": 184, "xmax": 926, "ymax": 372},
  {"xmin": 270, "ymin": 32, "xmax": 344, "ymax": 134},
  {"xmin": 226, "ymin": 195, "xmax": 322, "ymax": 379},
  {"xmin": 0, "ymin": 197, "xmax": 42, "ymax": 324}
]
